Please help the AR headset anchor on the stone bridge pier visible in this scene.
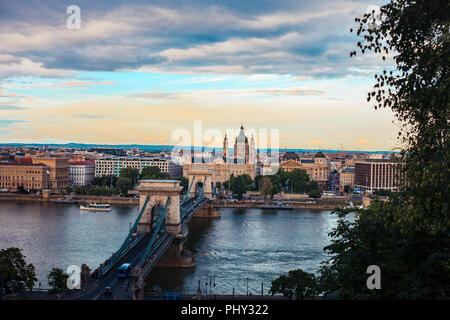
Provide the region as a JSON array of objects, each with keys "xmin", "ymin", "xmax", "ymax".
[
  {"xmin": 186, "ymin": 166, "xmax": 213, "ymax": 199},
  {"xmin": 136, "ymin": 179, "xmax": 195, "ymax": 268}
]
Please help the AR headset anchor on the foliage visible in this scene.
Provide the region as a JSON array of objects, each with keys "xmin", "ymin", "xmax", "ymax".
[
  {"xmin": 344, "ymin": 185, "xmax": 352, "ymax": 194},
  {"xmin": 92, "ymin": 175, "xmax": 117, "ymax": 188},
  {"xmin": 73, "ymin": 185, "xmax": 119, "ymax": 196},
  {"xmin": 269, "ymin": 269, "xmax": 318, "ymax": 300},
  {"xmin": 256, "ymin": 168, "xmax": 320, "ymax": 197},
  {"xmin": 0, "ymin": 248, "xmax": 37, "ymax": 293},
  {"xmin": 119, "ymin": 167, "xmax": 139, "ymax": 184},
  {"xmin": 229, "ymin": 174, "xmax": 253, "ymax": 200},
  {"xmin": 117, "ymin": 176, "xmax": 133, "ymax": 195},
  {"xmin": 177, "ymin": 176, "xmax": 189, "ymax": 194},
  {"xmin": 286, "ymin": 169, "xmax": 310, "ymax": 193},
  {"xmin": 372, "ymin": 189, "xmax": 394, "ymax": 197},
  {"xmin": 272, "ymin": 0, "xmax": 449, "ymax": 299},
  {"xmin": 317, "ymin": 0, "xmax": 450, "ymax": 299},
  {"xmin": 222, "ymin": 180, "xmax": 229, "ymax": 190},
  {"xmin": 260, "ymin": 177, "xmax": 273, "ymax": 199},
  {"xmin": 47, "ymin": 268, "xmax": 69, "ymax": 294},
  {"xmin": 308, "ymin": 189, "xmax": 321, "ymax": 199},
  {"xmin": 141, "ymin": 166, "xmax": 170, "ymax": 180}
]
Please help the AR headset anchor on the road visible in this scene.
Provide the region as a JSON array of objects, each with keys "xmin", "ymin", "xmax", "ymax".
[{"xmin": 80, "ymin": 233, "xmax": 151, "ymax": 300}]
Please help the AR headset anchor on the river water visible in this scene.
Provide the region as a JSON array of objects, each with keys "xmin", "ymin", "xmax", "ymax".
[{"xmin": 0, "ymin": 202, "xmax": 339, "ymax": 294}]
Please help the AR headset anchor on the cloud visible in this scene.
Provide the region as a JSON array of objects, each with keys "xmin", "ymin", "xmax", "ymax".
[
  {"xmin": 0, "ymin": 0, "xmax": 387, "ymax": 77},
  {"xmin": 0, "ymin": 104, "xmax": 26, "ymax": 110},
  {"xmin": 60, "ymin": 80, "xmax": 117, "ymax": 87},
  {"xmin": 252, "ymin": 88, "xmax": 325, "ymax": 96},
  {"xmin": 0, "ymin": 54, "xmax": 72, "ymax": 79}
]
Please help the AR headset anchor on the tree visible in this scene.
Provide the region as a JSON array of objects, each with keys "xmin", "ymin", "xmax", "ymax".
[
  {"xmin": 270, "ymin": 269, "xmax": 318, "ymax": 300},
  {"xmin": 222, "ymin": 180, "xmax": 229, "ymax": 190},
  {"xmin": 92, "ymin": 175, "xmax": 117, "ymax": 188},
  {"xmin": 316, "ymin": 0, "xmax": 450, "ymax": 299},
  {"xmin": 177, "ymin": 176, "xmax": 189, "ymax": 194},
  {"xmin": 260, "ymin": 177, "xmax": 273, "ymax": 199},
  {"xmin": 344, "ymin": 185, "xmax": 351, "ymax": 194},
  {"xmin": 47, "ymin": 268, "xmax": 69, "ymax": 294},
  {"xmin": 0, "ymin": 248, "xmax": 37, "ymax": 293},
  {"xmin": 117, "ymin": 176, "xmax": 133, "ymax": 195},
  {"xmin": 119, "ymin": 167, "xmax": 139, "ymax": 185},
  {"xmin": 141, "ymin": 166, "xmax": 170, "ymax": 180},
  {"xmin": 308, "ymin": 189, "xmax": 321, "ymax": 199},
  {"xmin": 230, "ymin": 174, "xmax": 253, "ymax": 200},
  {"xmin": 288, "ymin": 169, "xmax": 310, "ymax": 193}
]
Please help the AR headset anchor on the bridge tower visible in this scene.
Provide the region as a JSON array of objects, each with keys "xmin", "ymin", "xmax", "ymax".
[
  {"xmin": 186, "ymin": 165, "xmax": 213, "ymax": 199},
  {"xmin": 136, "ymin": 180, "xmax": 183, "ymax": 234},
  {"xmin": 136, "ymin": 179, "xmax": 195, "ymax": 269}
]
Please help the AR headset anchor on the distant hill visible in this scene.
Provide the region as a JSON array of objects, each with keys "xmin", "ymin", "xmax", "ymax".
[{"xmin": 0, "ymin": 142, "xmax": 392, "ymax": 154}]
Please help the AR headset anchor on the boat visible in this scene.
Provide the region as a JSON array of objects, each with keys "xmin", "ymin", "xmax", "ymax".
[
  {"xmin": 80, "ymin": 203, "xmax": 111, "ymax": 211},
  {"xmin": 54, "ymin": 198, "xmax": 76, "ymax": 204},
  {"xmin": 260, "ymin": 201, "xmax": 293, "ymax": 210}
]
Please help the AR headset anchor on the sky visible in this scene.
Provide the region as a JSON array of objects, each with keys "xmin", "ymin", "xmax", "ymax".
[{"xmin": 0, "ymin": 0, "xmax": 399, "ymax": 151}]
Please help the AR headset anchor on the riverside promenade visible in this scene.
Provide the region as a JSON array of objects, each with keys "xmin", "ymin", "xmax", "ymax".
[{"xmin": 0, "ymin": 192, "xmax": 359, "ymax": 209}]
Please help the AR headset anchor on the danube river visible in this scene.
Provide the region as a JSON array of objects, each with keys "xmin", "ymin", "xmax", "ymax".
[{"xmin": 0, "ymin": 201, "xmax": 341, "ymax": 294}]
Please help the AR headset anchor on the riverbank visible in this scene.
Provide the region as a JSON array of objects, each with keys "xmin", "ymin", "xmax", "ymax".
[
  {"xmin": 213, "ymin": 199, "xmax": 359, "ymax": 210},
  {"xmin": 0, "ymin": 192, "xmax": 357, "ymax": 209},
  {"xmin": 0, "ymin": 192, "xmax": 138, "ymax": 205}
]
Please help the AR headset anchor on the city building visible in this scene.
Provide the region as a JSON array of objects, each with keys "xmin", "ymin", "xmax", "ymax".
[
  {"xmin": 354, "ymin": 159, "xmax": 401, "ymax": 192},
  {"xmin": 339, "ymin": 167, "xmax": 355, "ymax": 190},
  {"xmin": 32, "ymin": 157, "xmax": 69, "ymax": 193},
  {"xmin": 183, "ymin": 157, "xmax": 256, "ymax": 185},
  {"xmin": 89, "ymin": 147, "xmax": 127, "ymax": 156},
  {"xmin": 184, "ymin": 125, "xmax": 257, "ymax": 185},
  {"xmin": 95, "ymin": 157, "xmax": 182, "ymax": 178},
  {"xmin": 279, "ymin": 151, "xmax": 330, "ymax": 190},
  {"xmin": 0, "ymin": 163, "xmax": 49, "ymax": 191},
  {"xmin": 69, "ymin": 161, "xmax": 95, "ymax": 187},
  {"xmin": 0, "ymin": 152, "xmax": 14, "ymax": 163}
]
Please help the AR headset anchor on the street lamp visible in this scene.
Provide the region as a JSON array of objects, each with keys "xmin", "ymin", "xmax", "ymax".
[{"xmin": 246, "ymin": 277, "xmax": 249, "ymax": 296}]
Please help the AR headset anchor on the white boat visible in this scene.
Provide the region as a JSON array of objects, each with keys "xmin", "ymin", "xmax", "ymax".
[{"xmin": 80, "ymin": 203, "xmax": 111, "ymax": 211}]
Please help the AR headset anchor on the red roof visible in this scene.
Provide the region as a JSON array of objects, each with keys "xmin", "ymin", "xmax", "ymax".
[
  {"xmin": 68, "ymin": 160, "xmax": 95, "ymax": 166},
  {"xmin": 14, "ymin": 157, "xmax": 33, "ymax": 165}
]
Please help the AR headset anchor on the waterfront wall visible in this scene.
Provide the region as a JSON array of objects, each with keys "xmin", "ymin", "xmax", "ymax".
[
  {"xmin": 213, "ymin": 199, "xmax": 358, "ymax": 210},
  {"xmin": 0, "ymin": 192, "xmax": 356, "ymax": 209},
  {"xmin": 0, "ymin": 192, "xmax": 139, "ymax": 205}
]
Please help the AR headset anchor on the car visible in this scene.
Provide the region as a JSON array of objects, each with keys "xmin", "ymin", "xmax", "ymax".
[{"xmin": 104, "ymin": 287, "xmax": 112, "ymax": 295}]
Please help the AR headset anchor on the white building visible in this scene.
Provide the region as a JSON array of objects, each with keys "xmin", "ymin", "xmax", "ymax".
[
  {"xmin": 69, "ymin": 161, "xmax": 95, "ymax": 187},
  {"xmin": 94, "ymin": 156, "xmax": 182, "ymax": 178}
]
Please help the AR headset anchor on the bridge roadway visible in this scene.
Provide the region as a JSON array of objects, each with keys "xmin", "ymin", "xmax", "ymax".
[{"xmin": 73, "ymin": 196, "xmax": 208, "ymax": 300}]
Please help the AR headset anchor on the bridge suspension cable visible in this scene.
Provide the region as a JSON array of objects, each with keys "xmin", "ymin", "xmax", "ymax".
[
  {"xmin": 101, "ymin": 195, "xmax": 150, "ymax": 275},
  {"xmin": 183, "ymin": 176, "xmax": 195, "ymax": 202},
  {"xmin": 198, "ymin": 176, "xmax": 207, "ymax": 199},
  {"xmin": 138, "ymin": 197, "xmax": 170, "ymax": 267}
]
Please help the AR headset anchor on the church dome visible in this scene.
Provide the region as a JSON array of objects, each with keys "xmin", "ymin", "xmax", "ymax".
[
  {"xmin": 315, "ymin": 151, "xmax": 326, "ymax": 158},
  {"xmin": 282, "ymin": 152, "xmax": 299, "ymax": 161}
]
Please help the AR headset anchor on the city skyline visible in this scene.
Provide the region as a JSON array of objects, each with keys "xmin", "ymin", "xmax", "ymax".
[{"xmin": 0, "ymin": 0, "xmax": 398, "ymax": 151}]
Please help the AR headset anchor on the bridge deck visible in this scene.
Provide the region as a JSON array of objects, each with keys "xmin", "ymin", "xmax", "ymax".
[{"xmin": 74, "ymin": 195, "xmax": 208, "ymax": 300}]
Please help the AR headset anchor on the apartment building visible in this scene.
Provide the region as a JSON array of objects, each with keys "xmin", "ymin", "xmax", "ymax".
[
  {"xmin": 0, "ymin": 163, "xmax": 49, "ymax": 191},
  {"xmin": 32, "ymin": 157, "xmax": 69, "ymax": 192},
  {"xmin": 95, "ymin": 157, "xmax": 182, "ymax": 178},
  {"xmin": 69, "ymin": 161, "xmax": 95, "ymax": 187},
  {"xmin": 354, "ymin": 159, "xmax": 401, "ymax": 192}
]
